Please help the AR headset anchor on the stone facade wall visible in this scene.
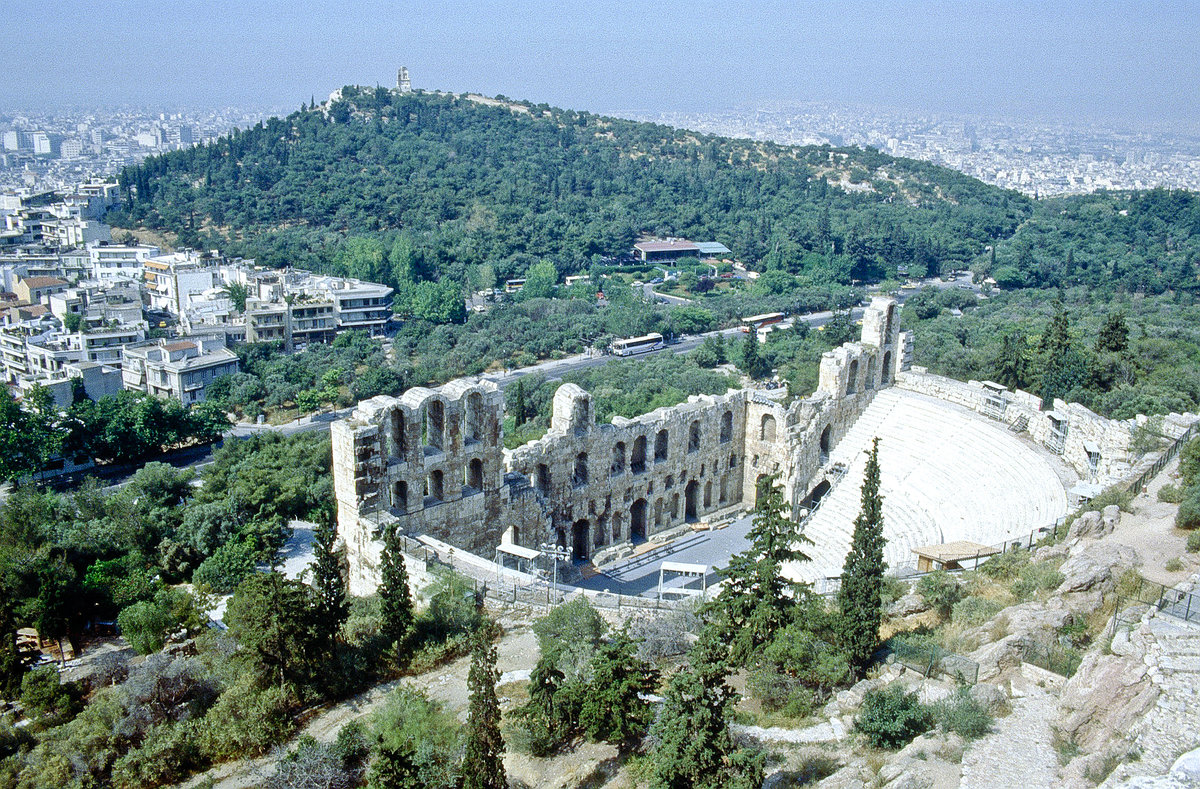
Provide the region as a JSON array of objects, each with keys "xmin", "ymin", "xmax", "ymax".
[{"xmin": 333, "ymin": 298, "xmax": 903, "ymax": 592}]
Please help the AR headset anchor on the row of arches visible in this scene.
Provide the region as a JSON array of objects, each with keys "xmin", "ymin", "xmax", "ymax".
[
  {"xmin": 843, "ymin": 350, "xmax": 893, "ymax": 397},
  {"xmin": 561, "ymin": 473, "xmax": 736, "ymax": 562},
  {"xmin": 385, "ymin": 391, "xmax": 491, "ymax": 460},
  {"xmin": 390, "ymin": 458, "xmax": 486, "ymax": 513}
]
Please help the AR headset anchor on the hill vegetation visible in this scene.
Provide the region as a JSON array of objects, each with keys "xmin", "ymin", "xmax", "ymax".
[{"xmin": 109, "ymin": 87, "xmax": 1030, "ymax": 291}]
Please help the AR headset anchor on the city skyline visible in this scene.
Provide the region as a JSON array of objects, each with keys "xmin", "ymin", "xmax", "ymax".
[{"xmin": 2, "ymin": 1, "xmax": 1198, "ymax": 130}]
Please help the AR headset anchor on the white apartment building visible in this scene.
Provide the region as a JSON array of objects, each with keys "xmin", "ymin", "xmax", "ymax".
[
  {"xmin": 87, "ymin": 240, "xmax": 160, "ymax": 282},
  {"xmin": 121, "ymin": 335, "xmax": 239, "ymax": 404},
  {"xmin": 144, "ymin": 249, "xmax": 219, "ymax": 313}
]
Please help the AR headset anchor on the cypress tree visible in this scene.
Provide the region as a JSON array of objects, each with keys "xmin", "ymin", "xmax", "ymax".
[
  {"xmin": 837, "ymin": 438, "xmax": 887, "ymax": 678},
  {"xmin": 463, "ymin": 627, "xmax": 506, "ymax": 789},
  {"xmin": 580, "ymin": 628, "xmax": 660, "ymax": 744},
  {"xmin": 649, "ymin": 629, "xmax": 764, "ymax": 789},
  {"xmin": 513, "ymin": 378, "xmax": 527, "ymax": 427},
  {"xmin": 311, "ymin": 514, "xmax": 348, "ymax": 648},
  {"xmin": 378, "ymin": 528, "xmax": 413, "ymax": 651}
]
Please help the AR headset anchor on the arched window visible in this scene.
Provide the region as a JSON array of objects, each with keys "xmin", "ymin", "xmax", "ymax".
[
  {"xmin": 536, "ymin": 464, "xmax": 551, "ymax": 496},
  {"xmin": 719, "ymin": 410, "xmax": 733, "ymax": 443},
  {"xmin": 425, "ymin": 400, "xmax": 445, "ymax": 450},
  {"xmin": 655, "ymin": 429, "xmax": 669, "ymax": 462},
  {"xmin": 820, "ymin": 425, "xmax": 832, "ymax": 463},
  {"xmin": 885, "ymin": 305, "xmax": 897, "ymax": 342},
  {"xmin": 573, "ymin": 452, "xmax": 589, "ymax": 487},
  {"xmin": 427, "ymin": 470, "xmax": 444, "ymax": 502},
  {"xmin": 882, "ymin": 350, "xmax": 893, "ymax": 384},
  {"xmin": 760, "ymin": 414, "xmax": 777, "ymax": 442},
  {"xmin": 846, "ymin": 359, "xmax": 859, "ymax": 395},
  {"xmin": 393, "ymin": 480, "xmax": 408, "ymax": 512},
  {"xmin": 688, "ymin": 420, "xmax": 701, "ymax": 453},
  {"xmin": 466, "ymin": 458, "xmax": 483, "ymax": 491},
  {"xmin": 465, "ymin": 392, "xmax": 485, "ymax": 443},
  {"xmin": 631, "ymin": 436, "xmax": 647, "ymax": 473},
  {"xmin": 389, "ymin": 409, "xmax": 406, "ymax": 457},
  {"xmin": 611, "ymin": 442, "xmax": 626, "ymax": 476}
]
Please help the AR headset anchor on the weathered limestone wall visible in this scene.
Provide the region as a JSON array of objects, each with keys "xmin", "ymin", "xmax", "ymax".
[
  {"xmin": 333, "ymin": 298, "xmax": 905, "ymax": 592},
  {"xmin": 508, "ymin": 387, "xmax": 749, "ymax": 557}
]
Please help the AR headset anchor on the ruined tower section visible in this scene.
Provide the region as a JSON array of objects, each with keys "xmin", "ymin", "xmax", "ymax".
[
  {"xmin": 332, "ymin": 379, "xmax": 507, "ymax": 592},
  {"xmin": 508, "ymin": 387, "xmax": 750, "ymax": 563}
]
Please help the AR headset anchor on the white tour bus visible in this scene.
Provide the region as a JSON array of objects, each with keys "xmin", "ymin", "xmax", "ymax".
[{"xmin": 611, "ymin": 332, "xmax": 665, "ymax": 356}]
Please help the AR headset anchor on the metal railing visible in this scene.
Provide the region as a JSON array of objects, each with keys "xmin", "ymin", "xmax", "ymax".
[
  {"xmin": 1125, "ymin": 421, "xmax": 1200, "ymax": 497},
  {"xmin": 887, "ymin": 639, "xmax": 979, "ymax": 685},
  {"xmin": 1111, "ymin": 575, "xmax": 1200, "ymax": 633}
]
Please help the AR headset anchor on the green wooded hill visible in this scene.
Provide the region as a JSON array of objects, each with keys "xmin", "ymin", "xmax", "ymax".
[{"xmin": 109, "ymin": 86, "xmax": 1031, "ymax": 288}]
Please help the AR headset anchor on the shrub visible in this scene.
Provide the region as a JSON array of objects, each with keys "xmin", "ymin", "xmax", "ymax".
[
  {"xmin": 916, "ymin": 571, "xmax": 962, "ymax": 616},
  {"xmin": 368, "ymin": 687, "xmax": 460, "ymax": 789},
  {"xmin": 760, "ymin": 625, "xmax": 851, "ymax": 690},
  {"xmin": 192, "ymin": 540, "xmax": 259, "ymax": 594},
  {"xmin": 951, "ymin": 597, "xmax": 1004, "ymax": 628},
  {"xmin": 1179, "ymin": 437, "xmax": 1200, "ymax": 487},
  {"xmin": 117, "ymin": 587, "xmax": 202, "ymax": 655},
  {"xmin": 1165, "ymin": 557, "xmax": 1186, "ymax": 573},
  {"xmin": 978, "ymin": 549, "xmax": 1030, "ymax": 581},
  {"xmin": 197, "ymin": 678, "xmax": 295, "ymax": 760},
  {"xmin": 531, "ymin": 596, "xmax": 606, "ymax": 678},
  {"xmin": 854, "ymin": 685, "xmax": 932, "ymax": 749},
  {"xmin": 265, "ymin": 735, "xmax": 359, "ymax": 789},
  {"xmin": 1188, "ymin": 531, "xmax": 1200, "ymax": 553},
  {"xmin": 1011, "ymin": 561, "xmax": 1065, "ymax": 600},
  {"xmin": 1175, "ymin": 486, "xmax": 1200, "ymax": 531},
  {"xmin": 930, "ymin": 690, "xmax": 993, "ymax": 740},
  {"xmin": 20, "ymin": 666, "xmax": 83, "ymax": 720},
  {"xmin": 1158, "ymin": 484, "xmax": 1185, "ymax": 504},
  {"xmin": 628, "ymin": 604, "xmax": 699, "ymax": 662},
  {"xmin": 747, "ymin": 669, "xmax": 816, "ymax": 718}
]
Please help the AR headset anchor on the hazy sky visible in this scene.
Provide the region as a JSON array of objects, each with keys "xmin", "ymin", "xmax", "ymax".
[{"xmin": 2, "ymin": 1, "xmax": 1197, "ymax": 127}]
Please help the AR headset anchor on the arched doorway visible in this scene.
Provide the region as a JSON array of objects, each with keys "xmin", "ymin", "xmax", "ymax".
[
  {"xmin": 685, "ymin": 481, "xmax": 699, "ymax": 522},
  {"xmin": 807, "ymin": 479, "xmax": 832, "ymax": 508},
  {"xmin": 630, "ymin": 499, "xmax": 647, "ymax": 543},
  {"xmin": 572, "ymin": 519, "xmax": 590, "ymax": 563},
  {"xmin": 760, "ymin": 414, "xmax": 777, "ymax": 441}
]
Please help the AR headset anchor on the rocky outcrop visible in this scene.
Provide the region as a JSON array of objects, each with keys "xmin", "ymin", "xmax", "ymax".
[
  {"xmin": 1057, "ymin": 651, "xmax": 1158, "ymax": 754},
  {"xmin": 1067, "ymin": 504, "xmax": 1123, "ymax": 541},
  {"xmin": 889, "ymin": 592, "xmax": 931, "ymax": 617},
  {"xmin": 1057, "ymin": 542, "xmax": 1140, "ymax": 595},
  {"xmin": 876, "ymin": 732, "xmax": 964, "ymax": 789}
]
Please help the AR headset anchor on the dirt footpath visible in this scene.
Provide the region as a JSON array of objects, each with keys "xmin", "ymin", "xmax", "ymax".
[{"xmin": 1106, "ymin": 458, "xmax": 1198, "ymax": 586}]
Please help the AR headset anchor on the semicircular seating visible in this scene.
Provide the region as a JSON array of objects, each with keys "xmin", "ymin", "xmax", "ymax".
[{"xmin": 784, "ymin": 388, "xmax": 1068, "ymax": 585}]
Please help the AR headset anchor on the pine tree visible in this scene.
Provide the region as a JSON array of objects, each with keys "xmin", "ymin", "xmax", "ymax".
[
  {"xmin": 992, "ymin": 330, "xmax": 1031, "ymax": 390},
  {"xmin": 311, "ymin": 514, "xmax": 348, "ymax": 649},
  {"xmin": 580, "ymin": 629, "xmax": 660, "ymax": 744},
  {"xmin": 517, "ymin": 654, "xmax": 570, "ymax": 756},
  {"xmin": 463, "ymin": 627, "xmax": 506, "ymax": 789},
  {"xmin": 1037, "ymin": 304, "xmax": 1089, "ymax": 408},
  {"xmin": 837, "ymin": 438, "xmax": 887, "ymax": 678},
  {"xmin": 378, "ymin": 528, "xmax": 413, "ymax": 652},
  {"xmin": 708, "ymin": 473, "xmax": 813, "ymax": 662},
  {"xmin": 739, "ymin": 333, "xmax": 768, "ymax": 380}
]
